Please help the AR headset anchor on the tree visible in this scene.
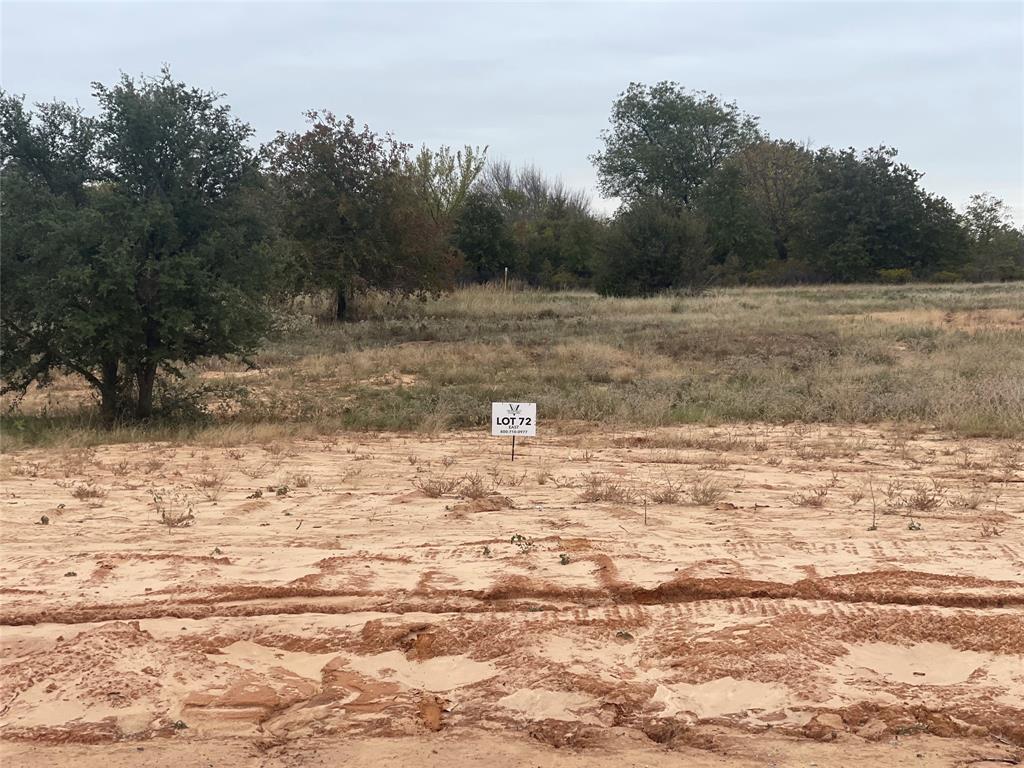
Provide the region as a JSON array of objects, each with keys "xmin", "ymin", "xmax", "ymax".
[
  {"xmin": 594, "ymin": 198, "xmax": 708, "ymax": 296},
  {"xmin": 473, "ymin": 161, "xmax": 603, "ymax": 286},
  {"xmin": 454, "ymin": 191, "xmax": 517, "ymax": 282},
  {"xmin": 1, "ymin": 70, "xmax": 271, "ymax": 423},
  {"xmin": 962, "ymin": 194, "xmax": 1024, "ymax": 281},
  {"xmin": 800, "ymin": 146, "xmax": 968, "ymax": 281},
  {"xmin": 407, "ymin": 144, "xmax": 486, "ymax": 226},
  {"xmin": 265, "ymin": 111, "xmax": 408, "ymax": 320},
  {"xmin": 591, "ymin": 82, "xmax": 760, "ymax": 208},
  {"xmin": 698, "ymin": 140, "xmax": 817, "ymax": 283}
]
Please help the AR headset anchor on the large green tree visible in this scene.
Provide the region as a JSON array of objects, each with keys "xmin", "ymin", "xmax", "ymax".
[
  {"xmin": 595, "ymin": 198, "xmax": 708, "ymax": 296},
  {"xmin": 266, "ymin": 112, "xmax": 458, "ymax": 319},
  {"xmin": 800, "ymin": 146, "xmax": 968, "ymax": 281},
  {"xmin": 1, "ymin": 70, "xmax": 271, "ymax": 422},
  {"xmin": 962, "ymin": 193, "xmax": 1024, "ymax": 281},
  {"xmin": 592, "ymin": 82, "xmax": 760, "ymax": 208}
]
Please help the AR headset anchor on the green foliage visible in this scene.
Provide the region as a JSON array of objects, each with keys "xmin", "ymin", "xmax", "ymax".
[
  {"xmin": 961, "ymin": 194, "xmax": 1024, "ymax": 281},
  {"xmin": 454, "ymin": 191, "xmax": 517, "ymax": 282},
  {"xmin": 877, "ymin": 268, "xmax": 913, "ymax": 284},
  {"xmin": 595, "ymin": 198, "xmax": 708, "ymax": 296},
  {"xmin": 465, "ymin": 161, "xmax": 604, "ymax": 287},
  {"xmin": 266, "ymin": 112, "xmax": 459, "ymax": 319},
  {"xmin": 1, "ymin": 69, "xmax": 271, "ymax": 422},
  {"xmin": 408, "ymin": 144, "xmax": 487, "ymax": 225},
  {"xmin": 592, "ymin": 81, "xmax": 760, "ymax": 208}
]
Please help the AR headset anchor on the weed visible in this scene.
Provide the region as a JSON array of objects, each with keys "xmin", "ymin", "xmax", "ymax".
[
  {"xmin": 152, "ymin": 491, "xmax": 195, "ymax": 528},
  {"xmin": 193, "ymin": 470, "xmax": 227, "ymax": 501},
  {"xmin": 979, "ymin": 520, "xmax": 1003, "ymax": 538},
  {"xmin": 788, "ymin": 485, "xmax": 829, "ymax": 508},
  {"xmin": 647, "ymin": 476, "xmax": 685, "ymax": 504},
  {"xmin": 111, "ymin": 459, "xmax": 131, "ymax": 476},
  {"xmin": 579, "ymin": 474, "xmax": 637, "ymax": 504},
  {"xmin": 907, "ymin": 518, "xmax": 922, "ymax": 531},
  {"xmin": 414, "ymin": 474, "xmax": 460, "ymax": 497},
  {"xmin": 459, "ymin": 472, "xmax": 490, "ymax": 499},
  {"xmin": 510, "ymin": 534, "xmax": 534, "ymax": 553},
  {"xmin": 71, "ymin": 483, "xmax": 107, "ymax": 501},
  {"xmin": 293, "ymin": 473, "xmax": 311, "ymax": 488},
  {"xmin": 440, "ymin": 455, "xmax": 457, "ymax": 469},
  {"xmin": 951, "ymin": 489, "xmax": 988, "ymax": 510},
  {"xmin": 689, "ymin": 474, "xmax": 726, "ymax": 505},
  {"xmin": 902, "ymin": 479, "xmax": 946, "ymax": 513}
]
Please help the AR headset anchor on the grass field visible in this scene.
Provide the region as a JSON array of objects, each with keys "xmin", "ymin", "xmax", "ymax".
[{"xmin": 3, "ymin": 281, "xmax": 1024, "ymax": 448}]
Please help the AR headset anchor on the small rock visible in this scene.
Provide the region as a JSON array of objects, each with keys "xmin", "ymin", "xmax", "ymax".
[{"xmin": 39, "ymin": 515, "xmax": 49, "ymax": 525}]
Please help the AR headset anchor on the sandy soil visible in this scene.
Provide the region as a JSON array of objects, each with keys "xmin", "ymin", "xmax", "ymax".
[{"xmin": 1, "ymin": 425, "xmax": 1022, "ymax": 767}]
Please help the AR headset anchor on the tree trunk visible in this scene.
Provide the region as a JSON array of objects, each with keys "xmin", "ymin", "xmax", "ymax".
[
  {"xmin": 336, "ymin": 284, "xmax": 348, "ymax": 321},
  {"xmin": 135, "ymin": 363, "xmax": 158, "ymax": 419},
  {"xmin": 99, "ymin": 359, "xmax": 120, "ymax": 428}
]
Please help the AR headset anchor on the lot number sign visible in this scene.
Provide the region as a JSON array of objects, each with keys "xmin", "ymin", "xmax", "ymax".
[{"xmin": 491, "ymin": 402, "xmax": 536, "ymax": 437}]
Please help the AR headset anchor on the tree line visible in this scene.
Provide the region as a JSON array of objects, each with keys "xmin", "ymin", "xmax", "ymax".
[{"xmin": 1, "ymin": 71, "xmax": 1021, "ymax": 420}]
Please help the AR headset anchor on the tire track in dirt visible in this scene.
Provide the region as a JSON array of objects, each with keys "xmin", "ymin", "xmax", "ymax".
[{"xmin": 3, "ymin": 568, "xmax": 1023, "ymax": 626}]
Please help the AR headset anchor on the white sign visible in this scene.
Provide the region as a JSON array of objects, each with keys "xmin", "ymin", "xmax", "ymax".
[{"xmin": 491, "ymin": 402, "xmax": 536, "ymax": 437}]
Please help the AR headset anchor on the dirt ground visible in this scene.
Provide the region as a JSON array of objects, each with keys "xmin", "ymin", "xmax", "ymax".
[{"xmin": 1, "ymin": 424, "xmax": 1022, "ymax": 767}]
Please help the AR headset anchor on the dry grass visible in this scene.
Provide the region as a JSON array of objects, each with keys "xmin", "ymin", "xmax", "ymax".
[
  {"xmin": 4, "ymin": 282, "xmax": 1024, "ymax": 448},
  {"xmin": 193, "ymin": 470, "xmax": 228, "ymax": 501},
  {"xmin": 579, "ymin": 474, "xmax": 637, "ymax": 504},
  {"xmin": 413, "ymin": 474, "xmax": 461, "ymax": 498},
  {"xmin": 688, "ymin": 473, "xmax": 727, "ymax": 505}
]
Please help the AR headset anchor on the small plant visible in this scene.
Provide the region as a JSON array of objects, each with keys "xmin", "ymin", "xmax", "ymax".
[
  {"xmin": 275, "ymin": 485, "xmax": 289, "ymax": 497},
  {"xmin": 414, "ymin": 474, "xmax": 460, "ymax": 498},
  {"xmin": 152, "ymin": 491, "xmax": 195, "ymax": 529},
  {"xmin": 293, "ymin": 473, "xmax": 311, "ymax": 488},
  {"xmin": 224, "ymin": 448, "xmax": 245, "ymax": 461},
  {"xmin": 71, "ymin": 483, "xmax": 107, "ymax": 501},
  {"xmin": 459, "ymin": 472, "xmax": 490, "ymax": 499},
  {"xmin": 559, "ymin": 553, "xmax": 571, "ymax": 565},
  {"xmin": 240, "ymin": 461, "xmax": 274, "ymax": 479},
  {"xmin": 688, "ymin": 474, "xmax": 726, "ymax": 505},
  {"xmin": 903, "ymin": 480, "xmax": 946, "ymax": 513},
  {"xmin": 979, "ymin": 520, "xmax": 1003, "ymax": 538},
  {"xmin": 787, "ymin": 485, "xmax": 828, "ymax": 508},
  {"xmin": 535, "ymin": 471, "xmax": 553, "ymax": 485},
  {"xmin": 579, "ymin": 473, "xmax": 637, "ymax": 504},
  {"xmin": 951, "ymin": 489, "xmax": 988, "ymax": 510},
  {"xmin": 482, "ymin": 545, "xmax": 492, "ymax": 558},
  {"xmin": 907, "ymin": 517, "xmax": 922, "ymax": 531},
  {"xmin": 407, "ymin": 454, "xmax": 419, "ymax": 466},
  {"xmin": 510, "ymin": 534, "xmax": 534, "ymax": 553},
  {"xmin": 867, "ymin": 478, "xmax": 879, "ymax": 531},
  {"xmin": 440, "ymin": 455, "xmax": 457, "ymax": 469},
  {"xmin": 766, "ymin": 456, "xmax": 783, "ymax": 467},
  {"xmin": 648, "ymin": 476, "xmax": 684, "ymax": 504},
  {"xmin": 193, "ymin": 470, "xmax": 227, "ymax": 501},
  {"xmin": 111, "ymin": 459, "xmax": 131, "ymax": 477}
]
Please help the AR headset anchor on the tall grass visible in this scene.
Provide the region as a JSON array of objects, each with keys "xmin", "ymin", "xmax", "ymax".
[{"xmin": 3, "ymin": 282, "xmax": 1023, "ymax": 448}]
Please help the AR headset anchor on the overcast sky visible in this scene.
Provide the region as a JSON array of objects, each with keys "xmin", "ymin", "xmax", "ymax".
[{"xmin": 2, "ymin": 1, "xmax": 1022, "ymax": 220}]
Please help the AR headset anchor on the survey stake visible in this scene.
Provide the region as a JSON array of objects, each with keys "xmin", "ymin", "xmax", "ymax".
[{"xmin": 491, "ymin": 402, "xmax": 536, "ymax": 460}]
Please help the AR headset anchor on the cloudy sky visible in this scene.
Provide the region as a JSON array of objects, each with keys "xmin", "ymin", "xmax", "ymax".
[{"xmin": 3, "ymin": 1, "xmax": 1021, "ymax": 220}]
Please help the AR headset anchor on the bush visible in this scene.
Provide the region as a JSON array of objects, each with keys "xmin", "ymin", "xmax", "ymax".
[
  {"xmin": 595, "ymin": 199, "xmax": 708, "ymax": 296},
  {"xmin": 877, "ymin": 268, "xmax": 913, "ymax": 284}
]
